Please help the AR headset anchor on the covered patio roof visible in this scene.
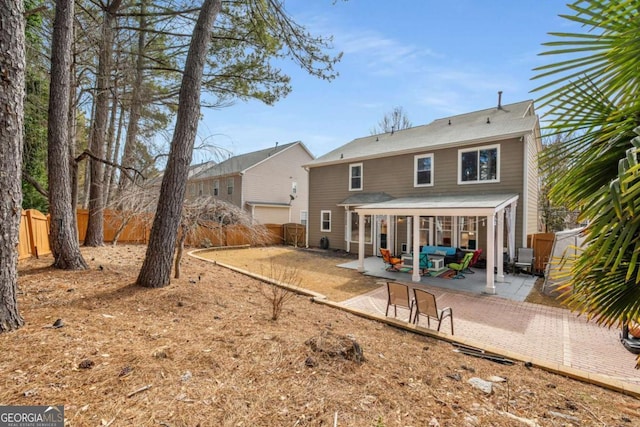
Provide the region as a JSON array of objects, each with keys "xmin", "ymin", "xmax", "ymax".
[
  {"xmin": 353, "ymin": 193, "xmax": 519, "ymax": 295},
  {"xmin": 354, "ymin": 193, "xmax": 519, "ymax": 216}
]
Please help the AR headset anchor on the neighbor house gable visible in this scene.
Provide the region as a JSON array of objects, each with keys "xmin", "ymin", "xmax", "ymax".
[{"xmin": 186, "ymin": 141, "xmax": 313, "ymax": 225}]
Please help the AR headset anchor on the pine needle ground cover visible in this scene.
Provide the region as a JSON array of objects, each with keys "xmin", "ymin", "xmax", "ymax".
[{"xmin": 2, "ymin": 245, "xmax": 639, "ymax": 426}]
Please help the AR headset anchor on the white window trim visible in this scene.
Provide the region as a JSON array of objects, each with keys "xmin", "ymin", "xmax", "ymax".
[
  {"xmin": 349, "ymin": 163, "xmax": 363, "ymax": 191},
  {"xmin": 414, "ymin": 153, "xmax": 434, "ymax": 187},
  {"xmin": 457, "ymin": 144, "xmax": 500, "ymax": 184},
  {"xmin": 321, "ymin": 210, "xmax": 331, "ymax": 232}
]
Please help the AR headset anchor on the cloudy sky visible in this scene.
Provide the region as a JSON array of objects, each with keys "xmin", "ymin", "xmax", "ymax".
[{"xmin": 192, "ymin": 0, "xmax": 573, "ymax": 163}]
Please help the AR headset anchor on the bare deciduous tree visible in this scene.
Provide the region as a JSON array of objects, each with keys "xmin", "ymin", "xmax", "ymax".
[
  {"xmin": 0, "ymin": 0, "xmax": 26, "ymax": 332},
  {"xmin": 370, "ymin": 106, "xmax": 412, "ymax": 135},
  {"xmin": 175, "ymin": 196, "xmax": 271, "ymax": 279},
  {"xmin": 257, "ymin": 263, "xmax": 300, "ymax": 321}
]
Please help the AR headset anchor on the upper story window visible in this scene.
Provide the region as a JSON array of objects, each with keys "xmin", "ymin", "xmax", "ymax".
[
  {"xmin": 458, "ymin": 144, "xmax": 499, "ymax": 184},
  {"xmin": 292, "ymin": 181, "xmax": 297, "ymax": 194},
  {"xmin": 227, "ymin": 177, "xmax": 234, "ymax": 195},
  {"xmin": 321, "ymin": 210, "xmax": 331, "ymax": 232},
  {"xmin": 213, "ymin": 180, "xmax": 219, "ymax": 196},
  {"xmin": 349, "ymin": 163, "xmax": 363, "ymax": 191},
  {"xmin": 414, "ymin": 154, "xmax": 434, "ymax": 187}
]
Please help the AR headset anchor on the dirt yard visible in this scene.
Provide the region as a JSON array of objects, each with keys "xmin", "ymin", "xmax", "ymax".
[{"xmin": 2, "ymin": 244, "xmax": 639, "ymax": 426}]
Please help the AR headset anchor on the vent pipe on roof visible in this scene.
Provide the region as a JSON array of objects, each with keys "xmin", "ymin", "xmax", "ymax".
[{"xmin": 497, "ymin": 91, "xmax": 503, "ymax": 110}]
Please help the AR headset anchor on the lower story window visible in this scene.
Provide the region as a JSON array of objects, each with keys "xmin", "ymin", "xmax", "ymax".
[
  {"xmin": 321, "ymin": 210, "xmax": 331, "ymax": 232},
  {"xmin": 459, "ymin": 216, "xmax": 477, "ymax": 250},
  {"xmin": 436, "ymin": 216, "xmax": 452, "ymax": 246}
]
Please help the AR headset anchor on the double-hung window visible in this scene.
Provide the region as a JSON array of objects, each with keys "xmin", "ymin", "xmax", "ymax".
[
  {"xmin": 227, "ymin": 177, "xmax": 234, "ymax": 195},
  {"xmin": 349, "ymin": 163, "xmax": 363, "ymax": 191},
  {"xmin": 459, "ymin": 216, "xmax": 477, "ymax": 250},
  {"xmin": 213, "ymin": 180, "xmax": 219, "ymax": 196},
  {"xmin": 414, "ymin": 154, "xmax": 434, "ymax": 187},
  {"xmin": 321, "ymin": 210, "xmax": 331, "ymax": 232},
  {"xmin": 459, "ymin": 144, "xmax": 499, "ymax": 184},
  {"xmin": 436, "ymin": 216, "xmax": 453, "ymax": 246}
]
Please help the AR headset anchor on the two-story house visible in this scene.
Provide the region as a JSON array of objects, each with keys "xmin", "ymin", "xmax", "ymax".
[
  {"xmin": 304, "ymin": 98, "xmax": 541, "ymax": 293},
  {"xmin": 188, "ymin": 141, "xmax": 313, "ymax": 224}
]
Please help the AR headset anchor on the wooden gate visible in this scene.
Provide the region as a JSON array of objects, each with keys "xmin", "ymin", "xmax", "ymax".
[{"xmin": 528, "ymin": 232, "xmax": 555, "ymax": 275}]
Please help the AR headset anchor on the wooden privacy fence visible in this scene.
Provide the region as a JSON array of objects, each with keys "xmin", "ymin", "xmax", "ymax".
[
  {"xmin": 18, "ymin": 209, "xmax": 303, "ymax": 259},
  {"xmin": 77, "ymin": 209, "xmax": 151, "ymax": 244}
]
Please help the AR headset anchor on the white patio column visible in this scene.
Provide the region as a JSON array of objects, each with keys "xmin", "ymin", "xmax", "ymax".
[
  {"xmin": 485, "ymin": 213, "xmax": 496, "ymax": 294},
  {"xmin": 508, "ymin": 201, "xmax": 517, "ymax": 262},
  {"xmin": 428, "ymin": 217, "xmax": 434, "ymax": 245},
  {"xmin": 412, "ymin": 214, "xmax": 421, "ymax": 282},
  {"xmin": 357, "ymin": 212, "xmax": 365, "ymax": 272},
  {"xmin": 496, "ymin": 209, "xmax": 505, "ymax": 283},
  {"xmin": 345, "ymin": 207, "xmax": 351, "ymax": 253},
  {"xmin": 406, "ymin": 216, "xmax": 412, "ymax": 253},
  {"xmin": 387, "ymin": 214, "xmax": 394, "ymax": 253}
]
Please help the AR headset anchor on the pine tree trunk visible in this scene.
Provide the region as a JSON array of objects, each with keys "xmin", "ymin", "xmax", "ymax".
[
  {"xmin": 48, "ymin": 0, "xmax": 88, "ymax": 270},
  {"xmin": 85, "ymin": 3, "xmax": 120, "ymax": 246},
  {"xmin": 0, "ymin": 0, "xmax": 26, "ymax": 332},
  {"xmin": 136, "ymin": 0, "xmax": 222, "ymax": 288},
  {"xmin": 118, "ymin": 0, "xmax": 147, "ymax": 197}
]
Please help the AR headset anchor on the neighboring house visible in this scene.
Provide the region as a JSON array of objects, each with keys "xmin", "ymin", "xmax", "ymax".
[
  {"xmin": 187, "ymin": 141, "xmax": 313, "ymax": 225},
  {"xmin": 304, "ymin": 98, "xmax": 542, "ymax": 293}
]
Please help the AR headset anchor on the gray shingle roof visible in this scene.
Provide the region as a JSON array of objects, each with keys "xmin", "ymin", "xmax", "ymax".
[
  {"xmin": 306, "ymin": 100, "xmax": 537, "ymax": 167},
  {"xmin": 193, "ymin": 142, "xmax": 299, "ymax": 179},
  {"xmin": 338, "ymin": 192, "xmax": 395, "ymax": 206}
]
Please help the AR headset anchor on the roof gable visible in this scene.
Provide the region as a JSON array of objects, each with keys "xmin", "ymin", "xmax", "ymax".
[{"xmin": 193, "ymin": 141, "xmax": 306, "ymax": 179}]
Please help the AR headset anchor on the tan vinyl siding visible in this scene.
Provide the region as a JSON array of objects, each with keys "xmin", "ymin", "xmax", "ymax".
[
  {"xmin": 309, "ymin": 165, "xmax": 349, "ymax": 251},
  {"xmin": 525, "ymin": 134, "xmax": 541, "ymax": 240}
]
